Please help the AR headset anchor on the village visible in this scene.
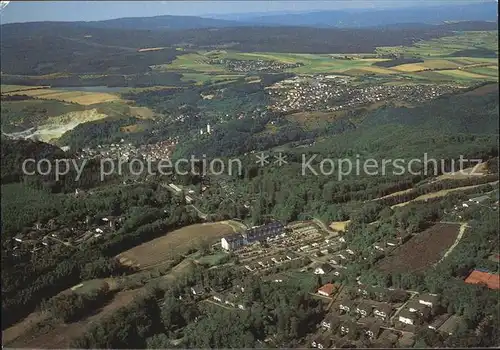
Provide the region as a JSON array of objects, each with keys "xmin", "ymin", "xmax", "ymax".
[
  {"xmin": 176, "ymin": 188, "xmax": 499, "ymax": 348},
  {"xmin": 7, "ymin": 170, "xmax": 499, "ymax": 348},
  {"xmin": 76, "ymin": 138, "xmax": 178, "ymax": 161},
  {"xmin": 209, "ymin": 58, "xmax": 303, "ymax": 73},
  {"xmin": 266, "ymin": 75, "xmax": 469, "ymax": 113}
]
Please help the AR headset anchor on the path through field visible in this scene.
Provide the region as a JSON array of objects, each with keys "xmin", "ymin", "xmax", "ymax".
[
  {"xmin": 391, "ymin": 180, "xmax": 499, "ymax": 209},
  {"xmin": 434, "ymin": 222, "xmax": 469, "ymax": 266}
]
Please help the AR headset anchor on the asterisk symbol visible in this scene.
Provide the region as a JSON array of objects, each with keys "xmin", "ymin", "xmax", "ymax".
[
  {"xmin": 255, "ymin": 152, "xmax": 269, "ymax": 167},
  {"xmin": 274, "ymin": 152, "xmax": 287, "ymax": 166}
]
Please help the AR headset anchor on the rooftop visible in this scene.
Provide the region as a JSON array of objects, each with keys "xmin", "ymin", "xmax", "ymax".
[{"xmin": 318, "ymin": 283, "xmax": 336, "ymax": 296}]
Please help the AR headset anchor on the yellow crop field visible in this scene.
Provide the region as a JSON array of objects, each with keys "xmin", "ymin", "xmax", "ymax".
[
  {"xmin": 329, "ymin": 220, "xmax": 351, "ymax": 232},
  {"xmin": 422, "ymin": 60, "xmax": 462, "ymax": 69},
  {"xmin": 5, "ymin": 89, "xmax": 121, "ymax": 105},
  {"xmin": 391, "ymin": 64, "xmax": 427, "ymax": 72}
]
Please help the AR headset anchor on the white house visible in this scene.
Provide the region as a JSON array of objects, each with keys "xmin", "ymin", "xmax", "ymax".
[
  {"xmin": 314, "ymin": 263, "xmax": 333, "ymax": 275},
  {"xmin": 419, "ymin": 293, "xmax": 439, "ymax": 308},
  {"xmin": 398, "ymin": 310, "xmax": 416, "ymax": 325}
]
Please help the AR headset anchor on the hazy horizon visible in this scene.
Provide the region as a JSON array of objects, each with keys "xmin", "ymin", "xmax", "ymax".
[{"xmin": 0, "ymin": 0, "xmax": 493, "ymax": 24}]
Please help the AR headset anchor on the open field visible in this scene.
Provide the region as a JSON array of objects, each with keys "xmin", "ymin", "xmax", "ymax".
[
  {"xmin": 377, "ymin": 223, "xmax": 461, "ymax": 273},
  {"xmin": 464, "ymin": 66, "xmax": 498, "ymax": 77},
  {"xmin": 463, "ymin": 82, "xmax": 499, "ymax": 96},
  {"xmin": 164, "ymin": 47, "xmax": 498, "ymax": 83},
  {"xmin": 4, "ymin": 88, "xmax": 122, "ymax": 105},
  {"xmin": 181, "ymin": 72, "xmax": 242, "ymax": 85},
  {"xmin": 116, "ymin": 221, "xmax": 239, "ymax": 269},
  {"xmin": 329, "ymin": 220, "xmax": 351, "ymax": 232},
  {"xmin": 159, "ymin": 52, "xmax": 227, "ymax": 73},
  {"xmin": 436, "ymin": 162, "xmax": 490, "ymax": 181},
  {"xmin": 435, "ymin": 69, "xmax": 492, "ymax": 80},
  {"xmin": 1, "ymin": 85, "xmax": 51, "ymax": 93},
  {"xmin": 391, "ymin": 60, "xmax": 462, "ymax": 72},
  {"xmin": 376, "ymin": 31, "xmax": 498, "ymax": 57},
  {"xmin": 391, "ymin": 181, "xmax": 499, "ymax": 208}
]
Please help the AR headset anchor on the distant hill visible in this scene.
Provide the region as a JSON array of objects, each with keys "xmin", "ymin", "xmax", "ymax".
[
  {"xmin": 238, "ymin": 2, "xmax": 499, "ymax": 28},
  {"xmin": 2, "ymin": 2, "xmax": 497, "ymax": 31},
  {"xmin": 78, "ymin": 15, "xmax": 245, "ymax": 31}
]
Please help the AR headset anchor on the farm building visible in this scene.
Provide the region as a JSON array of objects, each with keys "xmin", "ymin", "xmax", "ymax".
[
  {"xmin": 464, "ymin": 269, "xmax": 500, "ymax": 290},
  {"xmin": 317, "ymin": 283, "xmax": 336, "ymax": 297}
]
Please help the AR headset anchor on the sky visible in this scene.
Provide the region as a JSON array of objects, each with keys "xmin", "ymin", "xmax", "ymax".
[{"xmin": 0, "ymin": 0, "xmax": 491, "ymax": 24}]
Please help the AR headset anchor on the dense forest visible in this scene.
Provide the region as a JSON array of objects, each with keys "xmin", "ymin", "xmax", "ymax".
[{"xmin": 1, "ymin": 21, "xmax": 497, "ymax": 75}]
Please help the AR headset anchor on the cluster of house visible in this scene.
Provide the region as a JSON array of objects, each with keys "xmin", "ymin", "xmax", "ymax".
[
  {"xmin": 221, "ymin": 221, "xmax": 285, "ymax": 251},
  {"xmin": 243, "ymin": 251, "xmax": 300, "ymax": 272},
  {"xmin": 189, "ymin": 284, "xmax": 250, "ymax": 310},
  {"xmin": 397, "ymin": 293, "xmax": 439, "ymax": 326},
  {"xmin": 12, "ymin": 214, "xmax": 123, "ymax": 255},
  {"xmin": 311, "ymin": 285, "xmax": 410, "ymax": 348},
  {"xmin": 209, "ymin": 58, "xmax": 303, "ymax": 73},
  {"xmin": 311, "ymin": 282, "xmax": 467, "ymax": 347},
  {"xmin": 77, "ymin": 138, "xmax": 177, "ymax": 162},
  {"xmin": 267, "ymin": 75, "xmax": 465, "ymax": 113}
]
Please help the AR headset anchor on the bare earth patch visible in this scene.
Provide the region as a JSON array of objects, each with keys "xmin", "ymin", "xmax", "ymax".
[{"xmin": 377, "ymin": 223, "xmax": 460, "ymax": 273}]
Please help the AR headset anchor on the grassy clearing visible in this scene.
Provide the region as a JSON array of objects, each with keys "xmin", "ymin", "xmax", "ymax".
[
  {"xmin": 329, "ymin": 220, "xmax": 351, "ymax": 232},
  {"xmin": 391, "ymin": 181, "xmax": 499, "ymax": 208},
  {"xmin": 434, "ymin": 69, "xmax": 493, "ymax": 80},
  {"xmin": 376, "ymin": 31, "xmax": 498, "ymax": 57},
  {"xmin": 436, "ymin": 162, "xmax": 490, "ymax": 181},
  {"xmin": 181, "ymin": 72, "xmax": 242, "ymax": 85},
  {"xmin": 463, "ymin": 65, "xmax": 498, "ymax": 77},
  {"xmin": 1, "ymin": 85, "xmax": 51, "ymax": 93},
  {"xmin": 196, "ymin": 252, "xmax": 230, "ymax": 266},
  {"xmin": 116, "ymin": 221, "xmax": 239, "ymax": 269},
  {"xmin": 377, "ymin": 223, "xmax": 461, "ymax": 273},
  {"xmin": 162, "ymin": 53, "xmax": 227, "ymax": 73}
]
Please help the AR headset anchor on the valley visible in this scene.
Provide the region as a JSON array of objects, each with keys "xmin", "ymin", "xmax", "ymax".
[{"xmin": 1, "ymin": 4, "xmax": 499, "ymax": 349}]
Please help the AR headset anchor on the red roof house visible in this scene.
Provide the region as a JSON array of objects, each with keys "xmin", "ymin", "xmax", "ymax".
[{"xmin": 317, "ymin": 283, "xmax": 337, "ymax": 297}]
